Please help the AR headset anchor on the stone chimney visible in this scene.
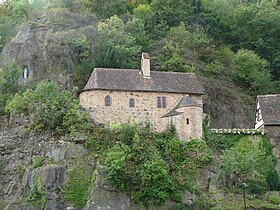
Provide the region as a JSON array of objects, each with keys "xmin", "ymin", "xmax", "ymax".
[{"xmin": 141, "ymin": 52, "xmax": 150, "ymax": 78}]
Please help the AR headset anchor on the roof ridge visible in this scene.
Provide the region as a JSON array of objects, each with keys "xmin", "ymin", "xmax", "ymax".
[{"xmin": 94, "ymin": 68, "xmax": 196, "ymax": 75}]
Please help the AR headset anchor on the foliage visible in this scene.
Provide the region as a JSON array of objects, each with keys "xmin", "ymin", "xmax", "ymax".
[
  {"xmin": 95, "ymin": 15, "xmax": 142, "ymax": 69},
  {"xmin": 234, "ymin": 49, "xmax": 274, "ymax": 94},
  {"xmin": 201, "ymin": 0, "xmax": 280, "ymax": 80},
  {"xmin": 104, "ymin": 123, "xmax": 212, "ymax": 207},
  {"xmin": 70, "ymin": 35, "xmax": 95, "ymax": 89},
  {"xmin": 62, "ymin": 164, "xmax": 92, "ymax": 209},
  {"xmin": 205, "ymin": 60, "xmax": 224, "ymax": 76},
  {"xmin": 0, "ymin": 1, "xmax": 28, "ymax": 51},
  {"xmin": 31, "ymin": 156, "xmax": 45, "ymax": 169},
  {"xmin": 0, "ymin": 62, "xmax": 23, "ymax": 115},
  {"xmin": 27, "ymin": 176, "xmax": 46, "ymax": 209},
  {"xmin": 268, "ymin": 194, "xmax": 280, "ymax": 205},
  {"xmin": 161, "ymin": 42, "xmax": 192, "ymax": 72},
  {"xmin": 84, "ymin": 127, "xmax": 118, "ymax": 157},
  {"xmin": 5, "ymin": 81, "xmax": 90, "ymax": 136},
  {"xmin": 203, "ymin": 116, "xmax": 241, "ymax": 152},
  {"xmin": 218, "ymin": 137, "xmax": 277, "ymax": 194},
  {"xmin": 17, "ymin": 163, "xmax": 24, "ymax": 181},
  {"xmin": 163, "ymin": 203, "xmax": 193, "ymax": 210}
]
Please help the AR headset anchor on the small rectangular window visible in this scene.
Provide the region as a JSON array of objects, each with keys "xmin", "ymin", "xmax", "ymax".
[
  {"xmin": 157, "ymin": 97, "xmax": 161, "ymax": 108},
  {"xmin": 105, "ymin": 95, "xmax": 111, "ymax": 106},
  {"xmin": 129, "ymin": 98, "xmax": 135, "ymax": 108},
  {"xmin": 162, "ymin": 97, "xmax": 166, "ymax": 108}
]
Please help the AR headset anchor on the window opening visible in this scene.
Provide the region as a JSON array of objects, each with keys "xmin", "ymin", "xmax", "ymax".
[
  {"xmin": 157, "ymin": 97, "xmax": 161, "ymax": 108},
  {"xmin": 157, "ymin": 96, "xmax": 167, "ymax": 108},
  {"xmin": 186, "ymin": 118, "xmax": 189, "ymax": 125},
  {"xmin": 105, "ymin": 95, "xmax": 111, "ymax": 106},
  {"xmin": 129, "ymin": 98, "xmax": 135, "ymax": 108},
  {"xmin": 162, "ymin": 96, "xmax": 166, "ymax": 108}
]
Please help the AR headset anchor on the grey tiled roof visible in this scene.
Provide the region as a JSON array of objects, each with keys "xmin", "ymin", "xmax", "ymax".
[
  {"xmin": 162, "ymin": 110, "xmax": 183, "ymax": 118},
  {"xmin": 81, "ymin": 68, "xmax": 204, "ymax": 94},
  {"xmin": 258, "ymin": 94, "xmax": 280, "ymax": 125},
  {"xmin": 175, "ymin": 95, "xmax": 202, "ymax": 109},
  {"xmin": 162, "ymin": 96, "xmax": 202, "ymax": 118}
]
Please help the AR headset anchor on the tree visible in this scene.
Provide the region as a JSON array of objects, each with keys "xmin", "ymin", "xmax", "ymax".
[
  {"xmin": 234, "ymin": 49, "xmax": 273, "ymax": 94},
  {"xmin": 161, "ymin": 42, "xmax": 191, "ymax": 72},
  {"xmin": 95, "ymin": 15, "xmax": 141, "ymax": 69},
  {"xmin": 218, "ymin": 137, "xmax": 276, "ymax": 194}
]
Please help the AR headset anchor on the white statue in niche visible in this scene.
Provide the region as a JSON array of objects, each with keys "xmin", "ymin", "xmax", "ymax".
[{"xmin": 23, "ymin": 67, "xmax": 29, "ymax": 79}]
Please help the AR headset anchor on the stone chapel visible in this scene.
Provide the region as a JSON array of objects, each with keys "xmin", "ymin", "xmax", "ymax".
[{"xmin": 79, "ymin": 53, "xmax": 204, "ymax": 140}]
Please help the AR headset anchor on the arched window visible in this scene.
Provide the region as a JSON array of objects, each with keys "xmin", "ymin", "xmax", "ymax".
[
  {"xmin": 105, "ymin": 95, "xmax": 111, "ymax": 106},
  {"xmin": 129, "ymin": 98, "xmax": 135, "ymax": 108},
  {"xmin": 186, "ymin": 118, "xmax": 189, "ymax": 125}
]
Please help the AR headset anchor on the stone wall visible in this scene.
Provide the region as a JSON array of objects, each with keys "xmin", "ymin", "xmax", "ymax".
[
  {"xmin": 79, "ymin": 90, "xmax": 203, "ymax": 140},
  {"xmin": 265, "ymin": 125, "xmax": 280, "ymax": 174}
]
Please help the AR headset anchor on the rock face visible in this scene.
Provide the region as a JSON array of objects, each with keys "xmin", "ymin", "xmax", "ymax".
[
  {"xmin": 84, "ymin": 165, "xmax": 139, "ymax": 210},
  {"xmin": 0, "ymin": 114, "xmax": 87, "ymax": 209},
  {"xmin": 0, "ymin": 9, "xmax": 98, "ymax": 88},
  {"xmin": 201, "ymin": 78, "xmax": 255, "ymax": 129},
  {"xmin": 0, "ymin": 114, "xmax": 144, "ymax": 210}
]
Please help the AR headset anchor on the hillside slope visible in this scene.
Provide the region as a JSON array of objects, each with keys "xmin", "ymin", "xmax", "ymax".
[{"xmin": 0, "ymin": 9, "xmax": 255, "ymax": 129}]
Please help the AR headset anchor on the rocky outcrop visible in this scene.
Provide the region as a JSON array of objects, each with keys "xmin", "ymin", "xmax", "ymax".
[
  {"xmin": 0, "ymin": 114, "xmax": 88, "ymax": 209},
  {"xmin": 84, "ymin": 165, "xmax": 139, "ymax": 210},
  {"xmin": 201, "ymin": 77, "xmax": 255, "ymax": 129},
  {"xmin": 0, "ymin": 9, "xmax": 98, "ymax": 88},
  {"xmin": 0, "ymin": 114, "xmax": 145, "ymax": 210}
]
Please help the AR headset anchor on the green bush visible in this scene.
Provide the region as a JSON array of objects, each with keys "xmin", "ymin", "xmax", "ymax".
[
  {"xmin": 218, "ymin": 137, "xmax": 276, "ymax": 194},
  {"xmin": 268, "ymin": 194, "xmax": 280, "ymax": 205},
  {"xmin": 0, "ymin": 62, "xmax": 23, "ymax": 115},
  {"xmin": 203, "ymin": 116, "xmax": 241, "ymax": 152},
  {"xmin": 104, "ymin": 123, "xmax": 212, "ymax": 207},
  {"xmin": 5, "ymin": 81, "xmax": 89, "ymax": 136},
  {"xmin": 85, "ymin": 127, "xmax": 118, "ymax": 156}
]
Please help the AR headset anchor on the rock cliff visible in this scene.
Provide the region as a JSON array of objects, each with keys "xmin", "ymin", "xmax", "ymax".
[
  {"xmin": 0, "ymin": 114, "xmax": 143, "ymax": 210},
  {"xmin": 0, "ymin": 9, "xmax": 98, "ymax": 88}
]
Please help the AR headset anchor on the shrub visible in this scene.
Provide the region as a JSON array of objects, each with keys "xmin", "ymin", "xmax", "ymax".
[
  {"xmin": 105, "ymin": 123, "xmax": 212, "ymax": 207},
  {"xmin": 203, "ymin": 116, "xmax": 241, "ymax": 152},
  {"xmin": 218, "ymin": 137, "xmax": 276, "ymax": 194},
  {"xmin": 268, "ymin": 194, "xmax": 280, "ymax": 205},
  {"xmin": 5, "ymin": 81, "xmax": 89, "ymax": 136},
  {"xmin": 0, "ymin": 62, "xmax": 22, "ymax": 115}
]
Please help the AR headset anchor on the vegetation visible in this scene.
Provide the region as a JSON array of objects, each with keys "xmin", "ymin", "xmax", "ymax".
[
  {"xmin": 0, "ymin": 0, "xmax": 280, "ymax": 209},
  {"xmin": 1, "ymin": 0, "xmax": 279, "ymax": 93},
  {"xmin": 5, "ymin": 81, "xmax": 90, "ymax": 136},
  {"xmin": 31, "ymin": 156, "xmax": 45, "ymax": 169},
  {"xmin": 27, "ymin": 176, "xmax": 46, "ymax": 209},
  {"xmin": 88, "ymin": 123, "xmax": 213, "ymax": 208},
  {"xmin": 0, "ymin": 62, "xmax": 23, "ymax": 115},
  {"xmin": 62, "ymin": 164, "xmax": 93, "ymax": 209}
]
